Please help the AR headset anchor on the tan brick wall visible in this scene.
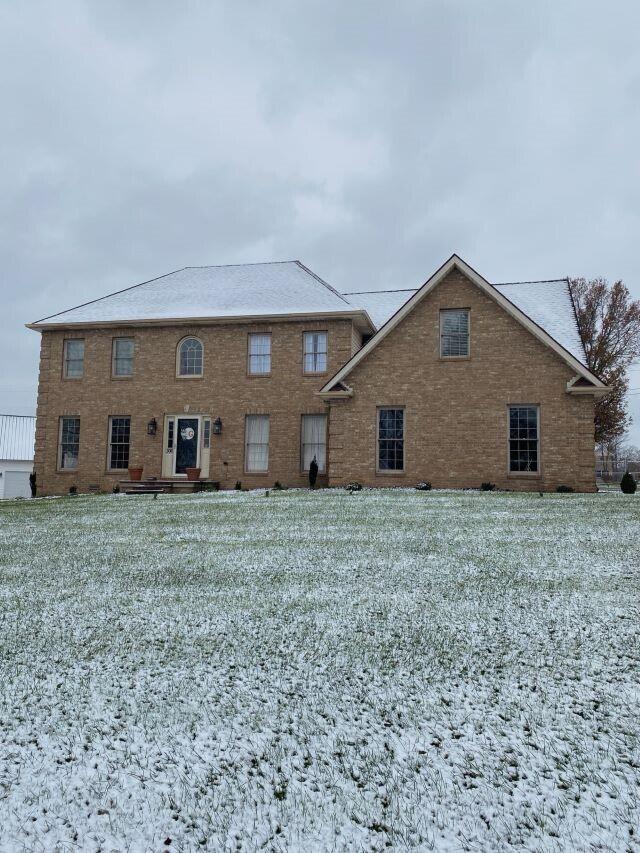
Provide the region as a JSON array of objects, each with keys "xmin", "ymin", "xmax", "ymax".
[
  {"xmin": 327, "ymin": 269, "xmax": 597, "ymax": 492},
  {"xmin": 33, "ymin": 319, "xmax": 355, "ymax": 495}
]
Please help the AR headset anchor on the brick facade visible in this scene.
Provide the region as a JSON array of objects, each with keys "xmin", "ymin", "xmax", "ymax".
[
  {"xmin": 32, "ymin": 268, "xmax": 597, "ymax": 495},
  {"xmin": 326, "ymin": 269, "xmax": 596, "ymax": 492}
]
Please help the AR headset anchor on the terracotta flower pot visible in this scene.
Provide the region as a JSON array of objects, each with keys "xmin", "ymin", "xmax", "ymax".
[
  {"xmin": 128, "ymin": 467, "xmax": 144, "ymax": 481},
  {"xmin": 186, "ymin": 467, "xmax": 201, "ymax": 481}
]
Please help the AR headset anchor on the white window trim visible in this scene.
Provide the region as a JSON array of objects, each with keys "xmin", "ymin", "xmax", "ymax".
[
  {"xmin": 111, "ymin": 338, "xmax": 134, "ymax": 378},
  {"xmin": 439, "ymin": 308, "xmax": 470, "ymax": 359},
  {"xmin": 376, "ymin": 406, "xmax": 405, "ymax": 474},
  {"xmin": 247, "ymin": 333, "xmax": 272, "ymax": 376},
  {"xmin": 63, "ymin": 339, "xmax": 85, "ymax": 379},
  {"xmin": 302, "ymin": 331, "xmax": 328, "ymax": 375},
  {"xmin": 106, "ymin": 415, "xmax": 131, "ymax": 472},
  {"xmin": 176, "ymin": 336, "xmax": 204, "ymax": 378},
  {"xmin": 507, "ymin": 404, "xmax": 541, "ymax": 476}
]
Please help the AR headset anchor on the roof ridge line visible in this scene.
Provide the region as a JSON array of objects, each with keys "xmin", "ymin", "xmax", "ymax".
[
  {"xmin": 183, "ymin": 260, "xmax": 298, "ymax": 269},
  {"xmin": 494, "ymin": 279, "xmax": 569, "ymax": 285},
  {"xmin": 342, "ymin": 288, "xmax": 419, "ymax": 295},
  {"xmin": 294, "ymin": 261, "xmax": 352, "ymax": 306}
]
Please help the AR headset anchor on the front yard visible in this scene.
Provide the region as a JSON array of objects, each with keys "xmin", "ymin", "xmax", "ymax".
[{"xmin": 0, "ymin": 489, "xmax": 638, "ymax": 851}]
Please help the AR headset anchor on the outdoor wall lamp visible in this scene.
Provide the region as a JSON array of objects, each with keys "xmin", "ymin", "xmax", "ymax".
[
  {"xmin": 147, "ymin": 417, "xmax": 158, "ymax": 436},
  {"xmin": 213, "ymin": 417, "xmax": 223, "ymax": 435}
]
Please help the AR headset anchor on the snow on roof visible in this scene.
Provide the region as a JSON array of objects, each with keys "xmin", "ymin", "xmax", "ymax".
[
  {"xmin": 343, "ymin": 278, "xmax": 587, "ymax": 367},
  {"xmin": 0, "ymin": 415, "xmax": 36, "ymax": 461},
  {"xmin": 32, "ymin": 262, "xmax": 360, "ymax": 327}
]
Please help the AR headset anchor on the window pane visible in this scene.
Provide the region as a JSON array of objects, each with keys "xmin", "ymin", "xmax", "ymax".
[
  {"xmin": 440, "ymin": 310, "xmax": 469, "ymax": 357},
  {"xmin": 301, "ymin": 414, "xmax": 327, "ymax": 471},
  {"xmin": 378, "ymin": 409, "xmax": 404, "ymax": 470},
  {"xmin": 509, "ymin": 406, "xmax": 539, "ymax": 472},
  {"xmin": 179, "ymin": 338, "xmax": 203, "ymax": 375},
  {"xmin": 113, "ymin": 339, "xmax": 134, "ymax": 376},
  {"xmin": 303, "ymin": 332, "xmax": 328, "ymax": 373},
  {"xmin": 249, "ymin": 335, "xmax": 271, "ymax": 374},
  {"xmin": 245, "ymin": 415, "xmax": 269, "ymax": 471},
  {"xmin": 59, "ymin": 417, "xmax": 80, "ymax": 469},
  {"xmin": 109, "ymin": 417, "xmax": 131, "ymax": 469},
  {"xmin": 64, "ymin": 340, "xmax": 85, "ymax": 377}
]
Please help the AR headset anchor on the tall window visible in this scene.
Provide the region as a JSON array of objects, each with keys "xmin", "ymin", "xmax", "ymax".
[
  {"xmin": 112, "ymin": 338, "xmax": 134, "ymax": 376},
  {"xmin": 303, "ymin": 332, "xmax": 328, "ymax": 374},
  {"xmin": 108, "ymin": 416, "xmax": 131, "ymax": 470},
  {"xmin": 440, "ymin": 309, "xmax": 469, "ymax": 357},
  {"xmin": 248, "ymin": 334, "xmax": 271, "ymax": 375},
  {"xmin": 178, "ymin": 337, "xmax": 203, "ymax": 376},
  {"xmin": 63, "ymin": 340, "xmax": 85, "ymax": 378},
  {"xmin": 301, "ymin": 414, "xmax": 327, "ymax": 472},
  {"xmin": 58, "ymin": 417, "xmax": 80, "ymax": 470},
  {"xmin": 378, "ymin": 408, "xmax": 404, "ymax": 471},
  {"xmin": 509, "ymin": 406, "xmax": 540, "ymax": 473},
  {"xmin": 245, "ymin": 415, "xmax": 269, "ymax": 472}
]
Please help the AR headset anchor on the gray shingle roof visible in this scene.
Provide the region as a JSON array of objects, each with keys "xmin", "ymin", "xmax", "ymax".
[
  {"xmin": 31, "ymin": 261, "xmax": 364, "ymax": 327},
  {"xmin": 0, "ymin": 415, "xmax": 36, "ymax": 461}
]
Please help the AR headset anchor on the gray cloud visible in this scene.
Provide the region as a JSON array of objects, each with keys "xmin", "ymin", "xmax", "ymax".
[{"xmin": 2, "ymin": 0, "xmax": 639, "ymax": 436}]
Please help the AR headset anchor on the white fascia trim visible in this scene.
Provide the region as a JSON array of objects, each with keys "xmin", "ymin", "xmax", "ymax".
[{"xmin": 320, "ymin": 254, "xmax": 607, "ymax": 393}]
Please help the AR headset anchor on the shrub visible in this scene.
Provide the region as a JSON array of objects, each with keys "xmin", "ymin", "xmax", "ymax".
[
  {"xmin": 234, "ymin": 481, "xmax": 242, "ymax": 491},
  {"xmin": 273, "ymin": 481, "xmax": 285, "ymax": 490},
  {"xmin": 69, "ymin": 486, "xmax": 77, "ymax": 496},
  {"xmin": 309, "ymin": 457, "xmax": 319, "ymax": 489},
  {"xmin": 345, "ymin": 482, "xmax": 362, "ymax": 492},
  {"xmin": 415, "ymin": 481, "xmax": 432, "ymax": 491},
  {"xmin": 556, "ymin": 485, "xmax": 575, "ymax": 493},
  {"xmin": 112, "ymin": 484, "xmax": 120, "ymax": 494},
  {"xmin": 621, "ymin": 472, "xmax": 637, "ymax": 494},
  {"xmin": 481, "ymin": 482, "xmax": 496, "ymax": 492}
]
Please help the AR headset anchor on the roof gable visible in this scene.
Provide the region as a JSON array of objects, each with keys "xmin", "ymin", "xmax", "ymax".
[{"xmin": 321, "ymin": 255, "xmax": 606, "ymax": 393}]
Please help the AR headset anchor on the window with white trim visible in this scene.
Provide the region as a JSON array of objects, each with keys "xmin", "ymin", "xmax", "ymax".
[
  {"xmin": 203, "ymin": 418, "xmax": 211, "ymax": 449},
  {"xmin": 112, "ymin": 338, "xmax": 134, "ymax": 376},
  {"xmin": 108, "ymin": 416, "xmax": 131, "ymax": 470},
  {"xmin": 301, "ymin": 414, "xmax": 327, "ymax": 472},
  {"xmin": 440, "ymin": 309, "xmax": 469, "ymax": 357},
  {"xmin": 178, "ymin": 337, "xmax": 203, "ymax": 376},
  {"xmin": 303, "ymin": 332, "xmax": 328, "ymax": 374},
  {"xmin": 63, "ymin": 339, "xmax": 85, "ymax": 378},
  {"xmin": 509, "ymin": 406, "xmax": 539, "ymax": 472},
  {"xmin": 248, "ymin": 334, "xmax": 271, "ymax": 375},
  {"xmin": 58, "ymin": 416, "xmax": 80, "ymax": 470},
  {"xmin": 245, "ymin": 415, "xmax": 269, "ymax": 472},
  {"xmin": 378, "ymin": 408, "xmax": 404, "ymax": 471}
]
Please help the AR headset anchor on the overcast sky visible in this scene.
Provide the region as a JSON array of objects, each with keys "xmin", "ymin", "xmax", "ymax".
[{"xmin": 2, "ymin": 1, "xmax": 640, "ymax": 441}]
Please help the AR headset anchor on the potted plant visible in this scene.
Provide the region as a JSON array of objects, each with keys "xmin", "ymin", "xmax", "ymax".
[
  {"xmin": 128, "ymin": 465, "xmax": 144, "ymax": 481},
  {"xmin": 185, "ymin": 467, "xmax": 201, "ymax": 481}
]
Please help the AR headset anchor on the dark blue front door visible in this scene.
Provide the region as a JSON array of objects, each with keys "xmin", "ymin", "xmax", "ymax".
[{"xmin": 175, "ymin": 418, "xmax": 199, "ymax": 474}]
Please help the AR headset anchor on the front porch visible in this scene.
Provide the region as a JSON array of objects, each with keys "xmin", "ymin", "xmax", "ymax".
[{"xmin": 120, "ymin": 477, "xmax": 220, "ymax": 495}]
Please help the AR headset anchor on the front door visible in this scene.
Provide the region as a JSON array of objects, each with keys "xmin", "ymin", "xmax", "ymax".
[{"xmin": 174, "ymin": 418, "xmax": 199, "ymax": 474}]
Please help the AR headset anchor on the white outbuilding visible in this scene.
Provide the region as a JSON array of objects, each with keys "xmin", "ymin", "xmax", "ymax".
[{"xmin": 0, "ymin": 415, "xmax": 36, "ymax": 499}]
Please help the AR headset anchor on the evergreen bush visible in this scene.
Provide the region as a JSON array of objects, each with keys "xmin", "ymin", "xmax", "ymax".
[{"xmin": 621, "ymin": 472, "xmax": 637, "ymax": 494}]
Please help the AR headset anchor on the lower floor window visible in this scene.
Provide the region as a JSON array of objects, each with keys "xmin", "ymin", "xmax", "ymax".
[
  {"xmin": 378, "ymin": 408, "xmax": 404, "ymax": 471},
  {"xmin": 109, "ymin": 416, "xmax": 131, "ymax": 470},
  {"xmin": 58, "ymin": 417, "xmax": 80, "ymax": 470},
  {"xmin": 509, "ymin": 405, "xmax": 539, "ymax": 472},
  {"xmin": 245, "ymin": 415, "xmax": 269, "ymax": 472},
  {"xmin": 301, "ymin": 414, "xmax": 327, "ymax": 472}
]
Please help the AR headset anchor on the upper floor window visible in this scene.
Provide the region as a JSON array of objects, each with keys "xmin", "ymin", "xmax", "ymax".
[
  {"xmin": 58, "ymin": 416, "xmax": 80, "ymax": 470},
  {"xmin": 303, "ymin": 332, "xmax": 328, "ymax": 374},
  {"xmin": 178, "ymin": 337, "xmax": 203, "ymax": 377},
  {"xmin": 108, "ymin": 416, "xmax": 131, "ymax": 470},
  {"xmin": 378, "ymin": 408, "xmax": 404, "ymax": 471},
  {"xmin": 248, "ymin": 333, "xmax": 271, "ymax": 375},
  {"xmin": 112, "ymin": 338, "xmax": 134, "ymax": 377},
  {"xmin": 440, "ymin": 309, "xmax": 469, "ymax": 358},
  {"xmin": 509, "ymin": 406, "xmax": 539, "ymax": 473},
  {"xmin": 63, "ymin": 339, "xmax": 85, "ymax": 378}
]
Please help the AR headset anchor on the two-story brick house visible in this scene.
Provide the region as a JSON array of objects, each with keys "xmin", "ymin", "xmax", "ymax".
[{"xmin": 27, "ymin": 255, "xmax": 607, "ymax": 495}]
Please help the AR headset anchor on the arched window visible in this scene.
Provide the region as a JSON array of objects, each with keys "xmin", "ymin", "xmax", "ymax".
[{"xmin": 177, "ymin": 337, "xmax": 203, "ymax": 376}]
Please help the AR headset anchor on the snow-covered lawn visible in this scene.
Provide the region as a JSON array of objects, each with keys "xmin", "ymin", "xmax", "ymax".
[{"xmin": 0, "ymin": 489, "xmax": 637, "ymax": 851}]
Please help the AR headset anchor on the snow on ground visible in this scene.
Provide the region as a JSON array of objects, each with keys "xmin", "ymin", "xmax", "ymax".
[{"xmin": 0, "ymin": 489, "xmax": 638, "ymax": 851}]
